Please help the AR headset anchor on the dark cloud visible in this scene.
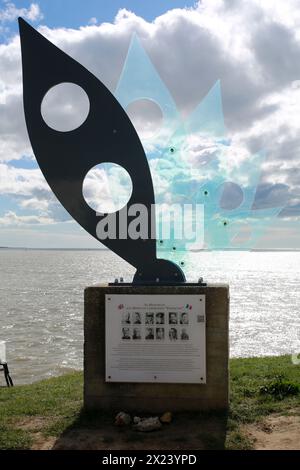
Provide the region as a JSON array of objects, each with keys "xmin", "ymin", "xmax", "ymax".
[
  {"xmin": 253, "ymin": 182, "xmax": 290, "ymax": 210},
  {"xmin": 252, "ymin": 22, "xmax": 300, "ymax": 88}
]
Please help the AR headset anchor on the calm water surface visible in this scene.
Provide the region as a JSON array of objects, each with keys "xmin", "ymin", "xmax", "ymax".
[{"xmin": 0, "ymin": 249, "xmax": 299, "ymax": 384}]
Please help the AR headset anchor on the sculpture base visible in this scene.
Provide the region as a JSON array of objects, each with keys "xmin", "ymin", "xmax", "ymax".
[{"xmin": 84, "ymin": 283, "xmax": 229, "ymax": 413}]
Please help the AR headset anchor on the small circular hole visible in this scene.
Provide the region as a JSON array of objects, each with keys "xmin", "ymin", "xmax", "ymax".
[
  {"xmin": 172, "ymin": 246, "xmax": 176, "ymax": 251},
  {"xmin": 169, "ymin": 147, "xmax": 175, "ymax": 153}
]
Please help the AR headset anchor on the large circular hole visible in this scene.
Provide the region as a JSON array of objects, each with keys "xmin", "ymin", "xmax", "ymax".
[
  {"xmin": 219, "ymin": 182, "xmax": 244, "ymax": 210},
  {"xmin": 41, "ymin": 82, "xmax": 90, "ymax": 132},
  {"xmin": 125, "ymin": 99, "xmax": 163, "ymax": 139},
  {"xmin": 82, "ymin": 162, "xmax": 133, "ymax": 213}
]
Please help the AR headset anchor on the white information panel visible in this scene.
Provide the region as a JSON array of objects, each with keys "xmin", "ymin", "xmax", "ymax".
[{"xmin": 105, "ymin": 294, "xmax": 206, "ymax": 384}]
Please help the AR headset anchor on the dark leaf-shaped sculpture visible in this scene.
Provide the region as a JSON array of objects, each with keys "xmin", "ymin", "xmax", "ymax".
[{"xmin": 19, "ymin": 18, "xmax": 185, "ymax": 283}]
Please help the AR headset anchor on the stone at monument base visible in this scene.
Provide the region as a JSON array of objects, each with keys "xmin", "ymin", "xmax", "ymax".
[{"xmin": 84, "ymin": 284, "xmax": 229, "ymax": 413}]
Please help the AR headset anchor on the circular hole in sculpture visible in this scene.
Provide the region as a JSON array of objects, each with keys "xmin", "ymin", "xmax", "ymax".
[
  {"xmin": 41, "ymin": 82, "xmax": 90, "ymax": 132},
  {"xmin": 125, "ymin": 99, "xmax": 163, "ymax": 139},
  {"xmin": 82, "ymin": 162, "xmax": 133, "ymax": 213},
  {"xmin": 219, "ymin": 182, "xmax": 244, "ymax": 210}
]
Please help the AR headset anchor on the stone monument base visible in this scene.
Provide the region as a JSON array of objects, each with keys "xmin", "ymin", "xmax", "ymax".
[{"xmin": 84, "ymin": 283, "xmax": 229, "ymax": 413}]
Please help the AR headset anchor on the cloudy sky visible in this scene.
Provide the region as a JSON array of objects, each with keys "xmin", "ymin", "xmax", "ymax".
[{"xmin": 0, "ymin": 0, "xmax": 300, "ymax": 249}]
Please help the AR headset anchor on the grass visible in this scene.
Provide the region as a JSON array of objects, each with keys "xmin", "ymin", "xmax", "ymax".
[
  {"xmin": 229, "ymin": 355, "xmax": 300, "ymax": 422},
  {"xmin": 0, "ymin": 355, "xmax": 299, "ymax": 450},
  {"xmin": 0, "ymin": 372, "xmax": 83, "ymax": 449},
  {"xmin": 226, "ymin": 355, "xmax": 300, "ymax": 449}
]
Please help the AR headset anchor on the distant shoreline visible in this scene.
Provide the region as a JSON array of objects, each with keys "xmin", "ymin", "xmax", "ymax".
[
  {"xmin": 1, "ymin": 247, "xmax": 300, "ymax": 252},
  {"xmin": 0, "ymin": 247, "xmax": 107, "ymax": 251}
]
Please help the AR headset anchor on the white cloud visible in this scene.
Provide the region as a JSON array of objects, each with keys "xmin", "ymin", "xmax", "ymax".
[
  {"xmin": 88, "ymin": 17, "xmax": 98, "ymax": 26},
  {"xmin": 0, "ymin": 163, "xmax": 49, "ymax": 197},
  {"xmin": 0, "ymin": 0, "xmax": 300, "ymax": 230},
  {"xmin": 0, "ymin": 210, "xmax": 53, "ymax": 225},
  {"xmin": 0, "ymin": 2, "xmax": 43, "ymax": 23},
  {"xmin": 0, "ymin": 163, "xmax": 71, "ymax": 221},
  {"xmin": 19, "ymin": 196, "xmax": 50, "ymax": 212}
]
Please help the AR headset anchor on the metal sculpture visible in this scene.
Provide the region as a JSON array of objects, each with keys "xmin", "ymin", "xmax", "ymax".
[
  {"xmin": 18, "ymin": 18, "xmax": 185, "ymax": 284},
  {"xmin": 19, "ymin": 18, "xmax": 282, "ymax": 283}
]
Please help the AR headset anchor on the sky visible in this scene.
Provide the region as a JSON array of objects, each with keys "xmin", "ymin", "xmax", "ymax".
[
  {"xmin": 0, "ymin": 0, "xmax": 198, "ymax": 34},
  {"xmin": 0, "ymin": 0, "xmax": 300, "ymax": 249}
]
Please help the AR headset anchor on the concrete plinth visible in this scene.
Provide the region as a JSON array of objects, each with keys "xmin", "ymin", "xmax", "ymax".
[{"xmin": 84, "ymin": 284, "xmax": 229, "ymax": 413}]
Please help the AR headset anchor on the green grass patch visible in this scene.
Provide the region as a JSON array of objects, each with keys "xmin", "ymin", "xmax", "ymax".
[
  {"xmin": 0, "ymin": 424, "xmax": 32, "ymax": 450},
  {"xmin": 0, "ymin": 355, "xmax": 299, "ymax": 450},
  {"xmin": 259, "ymin": 375, "xmax": 299, "ymax": 400},
  {"xmin": 229, "ymin": 355, "xmax": 300, "ymax": 426},
  {"xmin": 0, "ymin": 371, "xmax": 83, "ymax": 448}
]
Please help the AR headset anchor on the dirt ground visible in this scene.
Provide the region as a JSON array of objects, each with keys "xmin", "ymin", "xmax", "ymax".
[
  {"xmin": 18, "ymin": 413, "xmax": 227, "ymax": 450},
  {"xmin": 243, "ymin": 411, "xmax": 300, "ymax": 450},
  {"xmin": 16, "ymin": 410, "xmax": 300, "ymax": 450}
]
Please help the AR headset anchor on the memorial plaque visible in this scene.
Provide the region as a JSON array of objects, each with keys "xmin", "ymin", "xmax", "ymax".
[{"xmin": 105, "ymin": 294, "xmax": 206, "ymax": 384}]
